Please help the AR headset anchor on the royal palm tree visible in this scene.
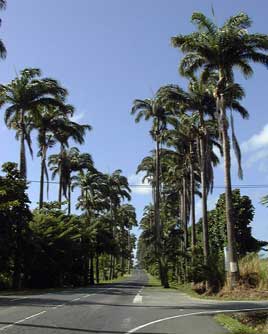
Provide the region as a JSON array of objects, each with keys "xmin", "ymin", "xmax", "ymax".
[
  {"xmin": 0, "ymin": 0, "xmax": 6, "ymax": 59},
  {"xmin": 131, "ymin": 97, "xmax": 171, "ymax": 288},
  {"xmin": 103, "ymin": 170, "xmax": 131, "ymax": 279},
  {"xmin": 49, "ymin": 146, "xmax": 93, "ymax": 214},
  {"xmin": 171, "ymin": 12, "xmax": 267, "ymax": 286},
  {"xmin": 158, "ymin": 78, "xmax": 220, "ymax": 269},
  {"xmin": 0, "ymin": 68, "xmax": 67, "ymax": 178},
  {"xmin": 33, "ymin": 105, "xmax": 74, "ymax": 208},
  {"xmin": 117, "ymin": 204, "xmax": 137, "ymax": 273},
  {"xmin": 49, "ymin": 119, "xmax": 91, "ymax": 207}
]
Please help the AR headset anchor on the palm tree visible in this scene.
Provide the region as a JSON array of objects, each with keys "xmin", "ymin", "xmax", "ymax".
[
  {"xmin": 131, "ymin": 98, "xmax": 171, "ymax": 288},
  {"xmin": 49, "ymin": 146, "xmax": 93, "ymax": 214},
  {"xmin": 0, "ymin": 68, "xmax": 67, "ymax": 178},
  {"xmin": 33, "ymin": 105, "xmax": 74, "ymax": 208},
  {"xmin": 49, "ymin": 119, "xmax": 91, "ymax": 207},
  {"xmin": 67, "ymin": 150, "xmax": 94, "ymax": 214},
  {"xmin": 0, "ymin": 0, "xmax": 6, "ymax": 59},
  {"xmin": 171, "ymin": 12, "xmax": 267, "ymax": 286},
  {"xmin": 158, "ymin": 78, "xmax": 220, "ymax": 269},
  {"xmin": 76, "ymin": 171, "xmax": 111, "ymax": 285},
  {"xmin": 103, "ymin": 170, "xmax": 131, "ymax": 279},
  {"xmin": 117, "ymin": 204, "xmax": 137, "ymax": 274}
]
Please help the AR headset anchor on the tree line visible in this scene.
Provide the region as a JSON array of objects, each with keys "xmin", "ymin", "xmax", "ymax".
[
  {"xmin": 134, "ymin": 11, "xmax": 268, "ymax": 290},
  {"xmin": 0, "ymin": 1, "xmax": 137, "ymax": 289}
]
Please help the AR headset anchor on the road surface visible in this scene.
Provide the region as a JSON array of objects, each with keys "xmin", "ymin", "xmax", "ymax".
[{"xmin": 0, "ymin": 270, "xmax": 268, "ymax": 333}]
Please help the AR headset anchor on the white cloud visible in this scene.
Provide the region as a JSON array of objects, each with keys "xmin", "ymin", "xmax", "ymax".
[
  {"xmin": 242, "ymin": 124, "xmax": 268, "ymax": 153},
  {"xmin": 245, "ymin": 149, "xmax": 268, "ymax": 168},
  {"xmin": 240, "ymin": 123, "xmax": 268, "ymax": 172},
  {"xmin": 128, "ymin": 172, "xmax": 152, "ymax": 195},
  {"xmin": 70, "ymin": 112, "xmax": 85, "ymax": 123}
]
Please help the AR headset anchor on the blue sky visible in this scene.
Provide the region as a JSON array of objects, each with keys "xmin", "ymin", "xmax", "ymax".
[{"xmin": 1, "ymin": 0, "xmax": 268, "ymax": 243}]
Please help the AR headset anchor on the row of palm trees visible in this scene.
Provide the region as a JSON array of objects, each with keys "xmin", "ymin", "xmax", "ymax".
[
  {"xmin": 0, "ymin": 67, "xmax": 137, "ymax": 280},
  {"xmin": 132, "ymin": 12, "xmax": 268, "ymax": 288},
  {"xmin": 0, "ymin": 68, "xmax": 91, "ymax": 211}
]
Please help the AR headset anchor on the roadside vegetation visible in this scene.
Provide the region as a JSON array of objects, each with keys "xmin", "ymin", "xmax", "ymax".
[
  {"xmin": 135, "ymin": 10, "xmax": 268, "ymax": 297},
  {"xmin": 216, "ymin": 312, "xmax": 268, "ymax": 334},
  {"xmin": 0, "ymin": 1, "xmax": 137, "ymax": 290}
]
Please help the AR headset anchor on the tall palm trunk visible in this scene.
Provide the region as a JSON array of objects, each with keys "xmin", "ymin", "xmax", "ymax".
[
  {"xmin": 155, "ymin": 118, "xmax": 169, "ymax": 288},
  {"xmin": 219, "ymin": 100, "xmax": 239, "ymax": 288},
  {"xmin": 19, "ymin": 110, "xmax": 27, "ymax": 178},
  {"xmin": 39, "ymin": 144, "xmax": 47, "ymax": 209},
  {"xmin": 189, "ymin": 142, "xmax": 196, "ymax": 249},
  {"xmin": 68, "ymin": 182, "xmax": 71, "ymax": 215},
  {"xmin": 217, "ymin": 69, "xmax": 239, "ymax": 288},
  {"xmin": 199, "ymin": 117, "xmax": 209, "ymax": 266},
  {"xmin": 89, "ymin": 256, "xmax": 95, "ymax": 285},
  {"xmin": 182, "ymin": 176, "xmax": 188, "ymax": 250},
  {"xmin": 128, "ymin": 229, "xmax": 131, "ymax": 275},
  {"xmin": 96, "ymin": 254, "xmax": 100, "ymax": 284},
  {"xmin": 58, "ymin": 144, "xmax": 64, "ymax": 208}
]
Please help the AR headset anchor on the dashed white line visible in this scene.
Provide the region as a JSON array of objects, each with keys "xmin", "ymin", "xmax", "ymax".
[
  {"xmin": 0, "ymin": 286, "xmax": 119, "ymax": 331},
  {"xmin": 133, "ymin": 286, "xmax": 144, "ymax": 304},
  {"xmin": 9, "ymin": 296, "xmax": 29, "ymax": 302},
  {"xmin": 0, "ymin": 310, "xmax": 46, "ymax": 331}
]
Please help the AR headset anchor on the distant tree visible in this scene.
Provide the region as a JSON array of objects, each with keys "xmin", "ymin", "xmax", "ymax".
[
  {"xmin": 0, "ymin": 162, "xmax": 32, "ymax": 288},
  {"xmin": 197, "ymin": 189, "xmax": 266, "ymax": 259}
]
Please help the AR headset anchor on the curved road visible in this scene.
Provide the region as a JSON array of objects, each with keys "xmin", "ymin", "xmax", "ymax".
[{"xmin": 0, "ymin": 270, "xmax": 267, "ymax": 333}]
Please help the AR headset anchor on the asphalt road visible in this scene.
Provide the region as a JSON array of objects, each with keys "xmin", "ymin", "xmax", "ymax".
[{"xmin": 0, "ymin": 270, "xmax": 268, "ymax": 333}]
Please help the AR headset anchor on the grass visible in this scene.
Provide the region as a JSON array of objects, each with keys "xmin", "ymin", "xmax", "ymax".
[
  {"xmin": 146, "ymin": 273, "xmax": 162, "ymax": 287},
  {"xmin": 215, "ymin": 314, "xmax": 256, "ymax": 334},
  {"xmin": 239, "ymin": 253, "xmax": 268, "ymax": 290},
  {"xmin": 98, "ymin": 274, "xmax": 130, "ymax": 285},
  {"xmin": 215, "ymin": 312, "xmax": 268, "ymax": 334}
]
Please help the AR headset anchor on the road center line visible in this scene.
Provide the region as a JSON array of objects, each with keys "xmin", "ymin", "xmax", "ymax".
[
  {"xmin": 0, "ymin": 286, "xmax": 116, "ymax": 331},
  {"xmin": 126, "ymin": 307, "xmax": 268, "ymax": 333},
  {"xmin": 0, "ymin": 310, "xmax": 46, "ymax": 331},
  {"xmin": 133, "ymin": 286, "xmax": 144, "ymax": 304}
]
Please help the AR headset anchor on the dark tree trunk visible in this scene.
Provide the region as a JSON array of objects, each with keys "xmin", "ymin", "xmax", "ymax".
[
  {"xmin": 199, "ymin": 134, "xmax": 209, "ymax": 266},
  {"xmin": 155, "ymin": 118, "xmax": 169, "ymax": 288},
  {"xmin": 58, "ymin": 144, "xmax": 64, "ymax": 208},
  {"xmin": 189, "ymin": 144, "xmax": 196, "ymax": 249},
  {"xmin": 109, "ymin": 254, "xmax": 113, "ymax": 280},
  {"xmin": 182, "ymin": 176, "xmax": 188, "ymax": 250},
  {"xmin": 128, "ymin": 230, "xmax": 131, "ymax": 275},
  {"xmin": 96, "ymin": 254, "xmax": 99, "ymax": 284},
  {"xmin": 39, "ymin": 148, "xmax": 46, "ymax": 209},
  {"xmin": 89, "ymin": 256, "xmax": 95, "ymax": 285},
  {"xmin": 20, "ymin": 132, "xmax": 26, "ymax": 179},
  {"xmin": 68, "ymin": 183, "xmax": 71, "ymax": 215}
]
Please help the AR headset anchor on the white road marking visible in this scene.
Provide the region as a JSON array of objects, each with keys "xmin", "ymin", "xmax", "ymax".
[
  {"xmin": 133, "ymin": 294, "xmax": 142, "ymax": 304},
  {"xmin": 126, "ymin": 307, "xmax": 268, "ymax": 333},
  {"xmin": 9, "ymin": 296, "xmax": 29, "ymax": 302},
  {"xmin": 0, "ymin": 285, "xmax": 123, "ymax": 331},
  {"xmin": 15, "ymin": 311, "xmax": 47, "ymax": 323},
  {"xmin": 133, "ymin": 286, "xmax": 144, "ymax": 304},
  {"xmin": 82, "ymin": 293, "xmax": 94, "ymax": 298},
  {"xmin": 0, "ymin": 310, "xmax": 46, "ymax": 331},
  {"xmin": 52, "ymin": 304, "xmax": 64, "ymax": 309}
]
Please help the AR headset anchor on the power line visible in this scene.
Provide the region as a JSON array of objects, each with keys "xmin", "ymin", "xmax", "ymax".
[{"xmin": 27, "ymin": 180, "xmax": 268, "ymax": 189}]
